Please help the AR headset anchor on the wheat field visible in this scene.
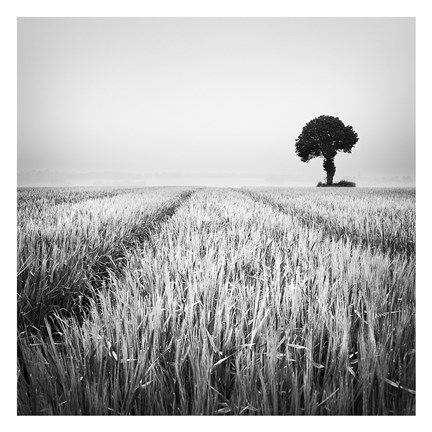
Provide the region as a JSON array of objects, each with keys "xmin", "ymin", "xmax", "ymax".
[{"xmin": 17, "ymin": 186, "xmax": 415, "ymax": 415}]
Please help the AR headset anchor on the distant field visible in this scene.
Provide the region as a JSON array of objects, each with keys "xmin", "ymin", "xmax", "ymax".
[{"xmin": 17, "ymin": 186, "xmax": 415, "ymax": 415}]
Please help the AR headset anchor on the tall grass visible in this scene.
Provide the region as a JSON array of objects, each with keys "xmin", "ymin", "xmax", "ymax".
[
  {"xmin": 17, "ymin": 187, "xmax": 415, "ymax": 415},
  {"xmin": 242, "ymin": 187, "xmax": 415, "ymax": 256},
  {"xmin": 17, "ymin": 187, "xmax": 195, "ymax": 329}
]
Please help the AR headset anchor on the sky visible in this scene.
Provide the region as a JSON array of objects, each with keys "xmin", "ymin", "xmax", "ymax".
[{"xmin": 17, "ymin": 17, "xmax": 415, "ymax": 187}]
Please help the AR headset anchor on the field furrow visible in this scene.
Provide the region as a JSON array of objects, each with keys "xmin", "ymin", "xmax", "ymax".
[
  {"xmin": 241, "ymin": 188, "xmax": 415, "ymax": 257},
  {"xmin": 17, "ymin": 187, "xmax": 196, "ymax": 329}
]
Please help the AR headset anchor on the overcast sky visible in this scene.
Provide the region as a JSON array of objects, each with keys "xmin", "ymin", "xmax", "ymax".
[{"xmin": 17, "ymin": 18, "xmax": 415, "ymax": 186}]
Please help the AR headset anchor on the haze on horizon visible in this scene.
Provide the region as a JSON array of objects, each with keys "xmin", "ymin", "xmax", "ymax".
[{"xmin": 18, "ymin": 18, "xmax": 415, "ymax": 187}]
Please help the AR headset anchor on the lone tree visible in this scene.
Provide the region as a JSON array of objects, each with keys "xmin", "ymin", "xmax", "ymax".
[{"xmin": 295, "ymin": 115, "xmax": 359, "ymax": 186}]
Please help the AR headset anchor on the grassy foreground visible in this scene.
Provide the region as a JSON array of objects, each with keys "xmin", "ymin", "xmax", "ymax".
[{"xmin": 17, "ymin": 187, "xmax": 415, "ymax": 415}]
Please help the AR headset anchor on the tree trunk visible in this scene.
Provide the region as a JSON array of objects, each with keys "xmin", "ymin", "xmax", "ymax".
[{"xmin": 323, "ymin": 157, "xmax": 336, "ymax": 186}]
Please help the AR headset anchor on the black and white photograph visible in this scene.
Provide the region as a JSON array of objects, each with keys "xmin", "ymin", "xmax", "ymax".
[{"xmin": 6, "ymin": 2, "xmax": 426, "ymax": 422}]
